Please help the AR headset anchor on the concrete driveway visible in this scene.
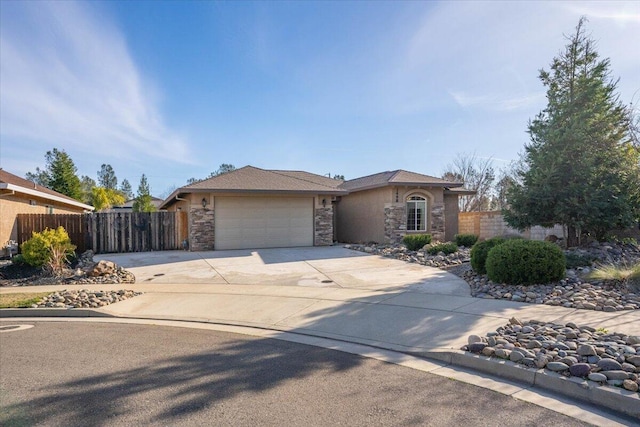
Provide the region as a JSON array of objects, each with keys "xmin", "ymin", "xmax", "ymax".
[{"xmin": 96, "ymin": 246, "xmax": 470, "ymax": 296}]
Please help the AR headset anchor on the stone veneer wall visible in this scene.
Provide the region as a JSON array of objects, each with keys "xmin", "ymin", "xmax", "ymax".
[
  {"xmin": 384, "ymin": 204, "xmax": 406, "ymax": 244},
  {"xmin": 430, "ymin": 203, "xmax": 445, "ymax": 241},
  {"xmin": 315, "ymin": 207, "xmax": 333, "ymax": 246},
  {"xmin": 189, "ymin": 207, "xmax": 215, "ymax": 251}
]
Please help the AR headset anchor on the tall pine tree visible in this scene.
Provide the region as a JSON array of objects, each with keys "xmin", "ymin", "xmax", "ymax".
[
  {"xmin": 26, "ymin": 149, "xmax": 83, "ymax": 201},
  {"xmin": 97, "ymin": 164, "xmax": 118, "ymax": 190},
  {"xmin": 504, "ymin": 18, "xmax": 640, "ymax": 245},
  {"xmin": 133, "ymin": 174, "xmax": 156, "ymax": 212}
]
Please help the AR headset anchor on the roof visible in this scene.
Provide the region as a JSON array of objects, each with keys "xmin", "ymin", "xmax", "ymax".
[
  {"xmin": 161, "ymin": 166, "xmax": 347, "ymax": 208},
  {"xmin": 340, "ymin": 170, "xmax": 465, "ymax": 192},
  {"xmin": 0, "ymin": 168, "xmax": 94, "ymax": 211},
  {"xmin": 115, "ymin": 197, "xmax": 164, "ymax": 209}
]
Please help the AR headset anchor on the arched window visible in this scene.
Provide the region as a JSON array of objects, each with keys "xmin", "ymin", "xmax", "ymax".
[{"xmin": 406, "ymin": 195, "xmax": 427, "ymax": 231}]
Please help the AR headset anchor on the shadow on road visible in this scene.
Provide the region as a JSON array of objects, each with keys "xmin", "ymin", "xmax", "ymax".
[{"xmin": 1, "ymin": 324, "xmax": 362, "ymax": 425}]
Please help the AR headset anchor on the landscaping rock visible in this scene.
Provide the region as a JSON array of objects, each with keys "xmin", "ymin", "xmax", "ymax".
[
  {"xmin": 348, "ymin": 241, "xmax": 640, "ymax": 312},
  {"xmin": 466, "ymin": 320, "xmax": 640, "ymax": 397},
  {"xmin": 34, "ymin": 289, "xmax": 142, "ymax": 308},
  {"xmin": 569, "ymin": 363, "xmax": 591, "ymax": 377},
  {"xmin": 623, "ymin": 379, "xmax": 639, "ymax": 392}
]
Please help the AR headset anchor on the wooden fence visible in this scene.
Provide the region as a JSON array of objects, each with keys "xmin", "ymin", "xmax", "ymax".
[
  {"xmin": 17, "ymin": 214, "xmax": 89, "ymax": 252},
  {"xmin": 17, "ymin": 212, "xmax": 187, "ymax": 254}
]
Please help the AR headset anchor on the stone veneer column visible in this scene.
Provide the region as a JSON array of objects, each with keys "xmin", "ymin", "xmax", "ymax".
[
  {"xmin": 384, "ymin": 204, "xmax": 406, "ymax": 244},
  {"xmin": 189, "ymin": 206, "xmax": 215, "ymax": 251},
  {"xmin": 314, "ymin": 206, "xmax": 333, "ymax": 246},
  {"xmin": 430, "ymin": 203, "xmax": 445, "ymax": 241}
]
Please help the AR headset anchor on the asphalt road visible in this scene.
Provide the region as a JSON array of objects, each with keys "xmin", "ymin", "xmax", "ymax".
[{"xmin": 0, "ymin": 321, "xmax": 589, "ymax": 427}]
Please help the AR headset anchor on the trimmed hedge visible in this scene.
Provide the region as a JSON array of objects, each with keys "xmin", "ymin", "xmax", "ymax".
[
  {"xmin": 485, "ymin": 239, "xmax": 566, "ymax": 285},
  {"xmin": 454, "ymin": 233, "xmax": 479, "ymax": 247},
  {"xmin": 470, "ymin": 237, "xmax": 506, "ymax": 274},
  {"xmin": 426, "ymin": 242, "xmax": 458, "ymax": 255},
  {"xmin": 403, "ymin": 234, "xmax": 432, "ymax": 251}
]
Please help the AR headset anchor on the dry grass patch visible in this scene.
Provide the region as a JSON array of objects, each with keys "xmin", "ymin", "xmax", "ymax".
[{"xmin": 0, "ymin": 292, "xmax": 51, "ymax": 308}]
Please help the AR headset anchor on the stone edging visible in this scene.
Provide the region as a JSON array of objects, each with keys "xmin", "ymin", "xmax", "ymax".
[{"xmin": 420, "ymin": 349, "xmax": 639, "ymax": 420}]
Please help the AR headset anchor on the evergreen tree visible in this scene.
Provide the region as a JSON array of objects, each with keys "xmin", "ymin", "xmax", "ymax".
[
  {"xmin": 133, "ymin": 174, "xmax": 156, "ymax": 212},
  {"xmin": 97, "ymin": 164, "xmax": 118, "ymax": 190},
  {"xmin": 119, "ymin": 179, "xmax": 134, "ymax": 200},
  {"xmin": 504, "ymin": 18, "xmax": 640, "ymax": 245},
  {"xmin": 26, "ymin": 148, "xmax": 83, "ymax": 201},
  {"xmin": 80, "ymin": 175, "xmax": 96, "ymax": 205}
]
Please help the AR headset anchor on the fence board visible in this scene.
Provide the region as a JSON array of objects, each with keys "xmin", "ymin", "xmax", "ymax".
[
  {"xmin": 17, "ymin": 214, "xmax": 87, "ymax": 252},
  {"xmin": 17, "ymin": 212, "xmax": 186, "ymax": 254}
]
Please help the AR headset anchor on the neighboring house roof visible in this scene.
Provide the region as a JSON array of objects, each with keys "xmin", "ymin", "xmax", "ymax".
[
  {"xmin": 0, "ymin": 168, "xmax": 94, "ymax": 211},
  {"xmin": 113, "ymin": 197, "xmax": 164, "ymax": 209},
  {"xmin": 340, "ymin": 170, "xmax": 465, "ymax": 192},
  {"xmin": 161, "ymin": 166, "xmax": 347, "ymax": 208}
]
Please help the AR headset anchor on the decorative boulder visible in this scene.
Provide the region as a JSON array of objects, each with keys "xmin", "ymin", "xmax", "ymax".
[{"xmin": 88, "ymin": 260, "xmax": 117, "ymax": 277}]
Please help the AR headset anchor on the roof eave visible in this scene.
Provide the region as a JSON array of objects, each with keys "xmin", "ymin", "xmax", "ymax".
[
  {"xmin": 160, "ymin": 188, "xmax": 349, "ymax": 209},
  {"xmin": 0, "ymin": 183, "xmax": 95, "ymax": 211}
]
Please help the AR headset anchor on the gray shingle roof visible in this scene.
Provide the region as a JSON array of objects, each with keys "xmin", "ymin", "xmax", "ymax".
[{"xmin": 340, "ymin": 170, "xmax": 464, "ymax": 191}]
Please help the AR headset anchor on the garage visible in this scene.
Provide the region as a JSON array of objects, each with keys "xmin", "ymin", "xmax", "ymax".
[{"xmin": 214, "ymin": 196, "xmax": 314, "ymax": 250}]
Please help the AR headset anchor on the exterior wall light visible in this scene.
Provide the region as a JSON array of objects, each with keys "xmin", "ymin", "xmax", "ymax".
[
  {"xmin": 322, "ymin": 198, "xmax": 327, "ymax": 207},
  {"xmin": 201, "ymin": 198, "xmax": 208, "ymax": 208}
]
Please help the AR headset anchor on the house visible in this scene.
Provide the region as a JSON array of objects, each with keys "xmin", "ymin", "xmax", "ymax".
[
  {"xmin": 160, "ymin": 166, "xmax": 472, "ymax": 251},
  {"xmin": 0, "ymin": 169, "xmax": 94, "ymax": 246},
  {"xmin": 337, "ymin": 170, "xmax": 475, "ymax": 244},
  {"xmin": 110, "ymin": 197, "xmax": 165, "ymax": 212}
]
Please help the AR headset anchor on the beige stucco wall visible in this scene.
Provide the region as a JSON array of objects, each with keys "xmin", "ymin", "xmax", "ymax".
[
  {"xmin": 336, "ymin": 186, "xmax": 452, "ymax": 244},
  {"xmin": 336, "ymin": 187, "xmax": 392, "ymax": 244},
  {"xmin": 444, "ymin": 194, "xmax": 460, "ymax": 241},
  {"xmin": 0, "ymin": 195, "xmax": 84, "ymax": 245}
]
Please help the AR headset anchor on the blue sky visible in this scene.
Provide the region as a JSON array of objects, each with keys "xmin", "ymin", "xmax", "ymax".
[{"xmin": 1, "ymin": 1, "xmax": 639, "ymax": 198}]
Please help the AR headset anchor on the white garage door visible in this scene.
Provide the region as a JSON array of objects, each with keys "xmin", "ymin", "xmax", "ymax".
[{"xmin": 215, "ymin": 196, "xmax": 314, "ymax": 250}]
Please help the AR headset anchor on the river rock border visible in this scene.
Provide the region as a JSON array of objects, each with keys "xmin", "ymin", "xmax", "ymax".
[
  {"xmin": 345, "ymin": 242, "xmax": 640, "ymax": 312},
  {"xmin": 463, "ymin": 318, "xmax": 640, "ymax": 397},
  {"xmin": 32, "ymin": 289, "xmax": 142, "ymax": 309}
]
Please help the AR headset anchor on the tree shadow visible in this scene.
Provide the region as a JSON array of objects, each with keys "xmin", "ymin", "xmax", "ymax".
[{"xmin": 1, "ymin": 327, "xmax": 361, "ymax": 426}]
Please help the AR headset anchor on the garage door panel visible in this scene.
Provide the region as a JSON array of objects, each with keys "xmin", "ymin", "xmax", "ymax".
[{"xmin": 215, "ymin": 196, "xmax": 314, "ymax": 250}]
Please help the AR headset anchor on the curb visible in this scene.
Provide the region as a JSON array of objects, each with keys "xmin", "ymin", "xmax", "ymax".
[
  {"xmin": 0, "ymin": 308, "xmax": 114, "ymax": 318},
  {"xmin": 2, "ymin": 308, "xmax": 638, "ymax": 421},
  {"xmin": 417, "ymin": 349, "xmax": 640, "ymax": 420}
]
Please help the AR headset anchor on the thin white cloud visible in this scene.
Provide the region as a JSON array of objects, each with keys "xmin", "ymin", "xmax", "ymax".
[
  {"xmin": 0, "ymin": 1, "xmax": 191, "ymax": 163},
  {"xmin": 449, "ymin": 91, "xmax": 545, "ymax": 112}
]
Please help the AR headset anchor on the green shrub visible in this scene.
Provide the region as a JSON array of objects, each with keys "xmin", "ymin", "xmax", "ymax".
[
  {"xmin": 454, "ymin": 234, "xmax": 479, "ymax": 247},
  {"xmin": 427, "ymin": 242, "xmax": 458, "ymax": 255},
  {"xmin": 485, "ymin": 239, "xmax": 566, "ymax": 285},
  {"xmin": 403, "ymin": 234, "xmax": 432, "ymax": 251},
  {"xmin": 11, "ymin": 254, "xmax": 27, "ymax": 266},
  {"xmin": 470, "ymin": 237, "xmax": 506, "ymax": 274},
  {"xmin": 21, "ymin": 227, "xmax": 76, "ymax": 271}
]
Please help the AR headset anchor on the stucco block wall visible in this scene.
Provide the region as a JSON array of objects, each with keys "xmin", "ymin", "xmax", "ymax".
[
  {"xmin": 336, "ymin": 187, "xmax": 391, "ymax": 244},
  {"xmin": 0, "ymin": 196, "xmax": 84, "ymax": 245},
  {"xmin": 458, "ymin": 211, "xmax": 564, "ymax": 241}
]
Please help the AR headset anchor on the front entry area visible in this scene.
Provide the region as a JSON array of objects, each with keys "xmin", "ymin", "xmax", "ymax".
[{"xmin": 214, "ymin": 196, "xmax": 314, "ymax": 250}]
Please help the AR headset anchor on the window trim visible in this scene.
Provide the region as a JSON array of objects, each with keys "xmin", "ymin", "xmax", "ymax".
[{"xmin": 406, "ymin": 195, "xmax": 427, "ymax": 232}]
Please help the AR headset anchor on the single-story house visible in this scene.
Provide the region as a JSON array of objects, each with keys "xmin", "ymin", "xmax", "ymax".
[
  {"xmin": 109, "ymin": 197, "xmax": 165, "ymax": 212},
  {"xmin": 0, "ymin": 169, "xmax": 94, "ymax": 246},
  {"xmin": 161, "ymin": 166, "xmax": 473, "ymax": 251}
]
